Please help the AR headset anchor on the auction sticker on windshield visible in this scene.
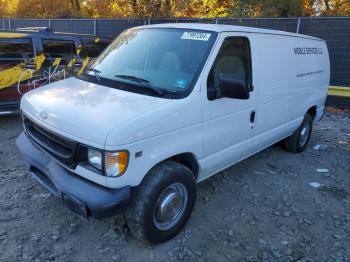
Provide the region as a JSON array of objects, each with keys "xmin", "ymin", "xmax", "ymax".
[{"xmin": 181, "ymin": 32, "xmax": 211, "ymax": 41}]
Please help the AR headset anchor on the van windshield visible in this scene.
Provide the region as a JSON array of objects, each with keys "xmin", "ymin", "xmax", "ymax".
[{"xmin": 80, "ymin": 28, "xmax": 217, "ymax": 98}]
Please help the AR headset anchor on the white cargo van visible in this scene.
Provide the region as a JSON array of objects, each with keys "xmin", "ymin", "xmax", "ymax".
[{"xmin": 16, "ymin": 23, "xmax": 330, "ymax": 244}]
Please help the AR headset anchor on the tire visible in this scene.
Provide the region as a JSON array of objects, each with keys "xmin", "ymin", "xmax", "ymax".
[
  {"xmin": 125, "ymin": 161, "xmax": 196, "ymax": 244},
  {"xmin": 283, "ymin": 114, "xmax": 313, "ymax": 153}
]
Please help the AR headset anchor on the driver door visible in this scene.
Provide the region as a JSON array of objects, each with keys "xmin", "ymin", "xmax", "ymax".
[{"xmin": 199, "ymin": 33, "xmax": 258, "ymax": 180}]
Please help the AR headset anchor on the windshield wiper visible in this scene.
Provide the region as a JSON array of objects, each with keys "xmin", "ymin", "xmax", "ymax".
[
  {"xmin": 114, "ymin": 74, "xmax": 163, "ymax": 96},
  {"xmin": 86, "ymin": 68, "xmax": 101, "ymax": 81}
]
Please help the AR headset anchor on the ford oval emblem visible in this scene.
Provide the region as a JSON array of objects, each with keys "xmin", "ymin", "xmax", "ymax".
[{"xmin": 40, "ymin": 111, "xmax": 48, "ymax": 120}]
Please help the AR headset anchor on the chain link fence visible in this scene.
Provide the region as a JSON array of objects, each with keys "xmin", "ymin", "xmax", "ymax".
[{"xmin": 1, "ymin": 17, "xmax": 349, "ymax": 87}]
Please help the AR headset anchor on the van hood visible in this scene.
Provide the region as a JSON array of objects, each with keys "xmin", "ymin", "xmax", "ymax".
[{"xmin": 21, "ymin": 77, "xmax": 168, "ymax": 148}]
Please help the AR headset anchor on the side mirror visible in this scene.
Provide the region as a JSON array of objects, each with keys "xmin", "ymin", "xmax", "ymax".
[{"xmin": 219, "ymin": 73, "xmax": 249, "ymax": 100}]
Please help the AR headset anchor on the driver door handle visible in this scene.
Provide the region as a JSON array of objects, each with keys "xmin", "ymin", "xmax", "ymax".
[{"xmin": 250, "ymin": 111, "xmax": 256, "ymax": 123}]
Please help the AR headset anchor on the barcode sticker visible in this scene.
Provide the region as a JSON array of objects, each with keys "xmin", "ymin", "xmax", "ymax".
[{"xmin": 181, "ymin": 32, "xmax": 211, "ymax": 41}]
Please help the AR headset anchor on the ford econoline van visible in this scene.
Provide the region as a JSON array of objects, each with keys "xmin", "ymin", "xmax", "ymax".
[
  {"xmin": 0, "ymin": 27, "xmax": 111, "ymax": 115},
  {"xmin": 16, "ymin": 24, "xmax": 330, "ymax": 244}
]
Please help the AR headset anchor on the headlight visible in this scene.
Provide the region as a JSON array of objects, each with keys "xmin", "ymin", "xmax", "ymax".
[
  {"xmin": 105, "ymin": 151, "xmax": 129, "ymax": 177},
  {"xmin": 88, "ymin": 148, "xmax": 102, "ymax": 170}
]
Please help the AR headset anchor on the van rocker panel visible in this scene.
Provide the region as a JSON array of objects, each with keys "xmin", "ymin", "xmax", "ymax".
[{"xmin": 16, "ymin": 132, "xmax": 131, "ymax": 219}]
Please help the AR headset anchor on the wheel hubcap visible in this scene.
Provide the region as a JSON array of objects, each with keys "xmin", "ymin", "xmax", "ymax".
[
  {"xmin": 154, "ymin": 183, "xmax": 188, "ymax": 231},
  {"xmin": 299, "ymin": 123, "xmax": 310, "ymax": 147}
]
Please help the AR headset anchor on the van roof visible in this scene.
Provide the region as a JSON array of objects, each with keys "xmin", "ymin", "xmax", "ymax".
[{"xmin": 135, "ymin": 23, "xmax": 324, "ymax": 42}]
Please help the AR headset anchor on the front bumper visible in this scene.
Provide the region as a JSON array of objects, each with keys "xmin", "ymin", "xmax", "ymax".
[{"xmin": 16, "ymin": 132, "xmax": 131, "ymax": 219}]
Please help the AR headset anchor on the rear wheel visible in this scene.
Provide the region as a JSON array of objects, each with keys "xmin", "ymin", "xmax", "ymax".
[
  {"xmin": 126, "ymin": 161, "xmax": 196, "ymax": 244},
  {"xmin": 283, "ymin": 114, "xmax": 313, "ymax": 153}
]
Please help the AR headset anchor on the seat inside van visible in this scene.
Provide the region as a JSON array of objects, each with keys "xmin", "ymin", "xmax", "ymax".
[{"xmin": 159, "ymin": 52, "xmax": 181, "ymax": 71}]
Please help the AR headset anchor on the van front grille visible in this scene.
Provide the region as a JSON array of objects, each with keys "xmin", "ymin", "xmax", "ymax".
[{"xmin": 23, "ymin": 115, "xmax": 79, "ymax": 168}]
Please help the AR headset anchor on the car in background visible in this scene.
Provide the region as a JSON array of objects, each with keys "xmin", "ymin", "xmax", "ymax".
[{"xmin": 0, "ymin": 27, "xmax": 111, "ymax": 115}]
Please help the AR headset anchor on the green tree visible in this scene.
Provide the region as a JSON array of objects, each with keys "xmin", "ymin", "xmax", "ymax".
[
  {"xmin": 229, "ymin": 0, "xmax": 262, "ymax": 17},
  {"xmin": 260, "ymin": 0, "xmax": 306, "ymax": 17},
  {"xmin": 1, "ymin": 0, "xmax": 350, "ymax": 18},
  {"xmin": 319, "ymin": 0, "xmax": 350, "ymax": 16},
  {"xmin": 0, "ymin": 0, "xmax": 18, "ymax": 18}
]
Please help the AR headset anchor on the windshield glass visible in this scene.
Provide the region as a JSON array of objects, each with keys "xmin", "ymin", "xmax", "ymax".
[{"xmin": 81, "ymin": 28, "xmax": 217, "ymax": 98}]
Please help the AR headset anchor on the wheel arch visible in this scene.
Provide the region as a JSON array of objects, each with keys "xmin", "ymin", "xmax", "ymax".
[
  {"xmin": 166, "ymin": 152, "xmax": 199, "ymax": 179},
  {"xmin": 141, "ymin": 152, "xmax": 200, "ymax": 184},
  {"xmin": 306, "ymin": 105, "xmax": 317, "ymax": 120}
]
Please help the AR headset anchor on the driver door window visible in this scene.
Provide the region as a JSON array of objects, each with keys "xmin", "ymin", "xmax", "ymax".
[{"xmin": 207, "ymin": 37, "xmax": 252, "ymax": 100}]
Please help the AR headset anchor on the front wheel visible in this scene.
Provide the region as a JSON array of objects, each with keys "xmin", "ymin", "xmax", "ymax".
[
  {"xmin": 125, "ymin": 161, "xmax": 196, "ymax": 244},
  {"xmin": 283, "ymin": 114, "xmax": 313, "ymax": 153}
]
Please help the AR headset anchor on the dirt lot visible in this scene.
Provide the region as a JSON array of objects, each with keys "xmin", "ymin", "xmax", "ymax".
[{"xmin": 0, "ymin": 109, "xmax": 349, "ymax": 262}]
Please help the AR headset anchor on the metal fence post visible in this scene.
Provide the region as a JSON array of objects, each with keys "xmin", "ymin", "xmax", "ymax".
[
  {"xmin": 48, "ymin": 18, "xmax": 51, "ymax": 28},
  {"xmin": 296, "ymin": 17, "xmax": 301, "ymax": 33},
  {"xmin": 2, "ymin": 19, "xmax": 5, "ymax": 29},
  {"xmin": 8, "ymin": 19, "xmax": 11, "ymax": 29},
  {"xmin": 93, "ymin": 19, "xmax": 97, "ymax": 35}
]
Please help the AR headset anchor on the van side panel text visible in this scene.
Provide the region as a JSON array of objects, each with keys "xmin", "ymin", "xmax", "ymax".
[{"xmin": 294, "ymin": 47, "xmax": 323, "ymax": 55}]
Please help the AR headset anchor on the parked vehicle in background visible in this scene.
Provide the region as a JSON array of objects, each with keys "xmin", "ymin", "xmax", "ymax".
[
  {"xmin": 0, "ymin": 27, "xmax": 111, "ymax": 115},
  {"xmin": 16, "ymin": 23, "xmax": 330, "ymax": 244}
]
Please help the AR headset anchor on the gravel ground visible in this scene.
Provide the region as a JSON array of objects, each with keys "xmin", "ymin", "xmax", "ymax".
[{"xmin": 0, "ymin": 109, "xmax": 349, "ymax": 262}]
